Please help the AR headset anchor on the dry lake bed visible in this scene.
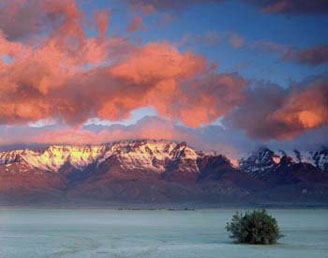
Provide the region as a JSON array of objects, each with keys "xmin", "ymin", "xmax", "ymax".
[{"xmin": 0, "ymin": 208, "xmax": 327, "ymax": 258}]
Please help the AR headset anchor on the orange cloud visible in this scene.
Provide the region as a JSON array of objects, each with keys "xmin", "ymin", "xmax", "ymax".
[
  {"xmin": 0, "ymin": 6, "xmax": 246, "ymax": 129},
  {"xmin": 0, "ymin": 0, "xmax": 248, "ymax": 129},
  {"xmin": 270, "ymin": 81, "xmax": 328, "ymax": 139},
  {"xmin": 226, "ymin": 77, "xmax": 328, "ymax": 140},
  {"xmin": 1, "ymin": 0, "xmax": 325, "ymax": 143}
]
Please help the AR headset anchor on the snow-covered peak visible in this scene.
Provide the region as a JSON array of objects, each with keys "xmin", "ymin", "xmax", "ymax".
[
  {"xmin": 0, "ymin": 145, "xmax": 108, "ymax": 171},
  {"xmin": 312, "ymin": 147, "xmax": 328, "ymax": 171},
  {"xmin": 240, "ymin": 146, "xmax": 328, "ymax": 176},
  {"xmin": 0, "ymin": 140, "xmax": 201, "ymax": 173},
  {"xmin": 2, "ymin": 141, "xmax": 326, "ymax": 175},
  {"xmin": 274, "ymin": 148, "xmax": 328, "ymax": 172},
  {"xmin": 239, "ymin": 147, "xmax": 278, "ymax": 174},
  {"xmin": 99, "ymin": 140, "xmax": 200, "ymax": 172},
  {"xmin": 0, "ymin": 150, "xmax": 24, "ymax": 164}
]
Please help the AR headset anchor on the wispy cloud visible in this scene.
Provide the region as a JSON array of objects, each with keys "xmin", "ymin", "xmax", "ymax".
[
  {"xmin": 121, "ymin": 0, "xmax": 328, "ymax": 14},
  {"xmin": 126, "ymin": 16, "xmax": 144, "ymax": 32},
  {"xmin": 194, "ymin": 31, "xmax": 244, "ymax": 48},
  {"xmin": 284, "ymin": 45, "xmax": 328, "ymax": 66}
]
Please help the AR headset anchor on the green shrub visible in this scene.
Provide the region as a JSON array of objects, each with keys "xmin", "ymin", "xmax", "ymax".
[{"xmin": 226, "ymin": 209, "xmax": 282, "ymax": 245}]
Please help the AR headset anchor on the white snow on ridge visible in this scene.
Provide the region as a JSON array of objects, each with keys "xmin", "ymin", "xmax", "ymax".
[
  {"xmin": 1, "ymin": 141, "xmax": 327, "ymax": 173},
  {"xmin": 239, "ymin": 147, "xmax": 328, "ymax": 174},
  {"xmin": 0, "ymin": 140, "xmax": 203, "ymax": 173}
]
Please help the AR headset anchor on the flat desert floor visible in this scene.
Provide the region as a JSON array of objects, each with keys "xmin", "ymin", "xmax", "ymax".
[{"xmin": 0, "ymin": 208, "xmax": 327, "ymax": 258}]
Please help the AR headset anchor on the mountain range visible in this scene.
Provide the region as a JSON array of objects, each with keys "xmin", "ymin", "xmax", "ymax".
[{"xmin": 0, "ymin": 139, "xmax": 327, "ymax": 206}]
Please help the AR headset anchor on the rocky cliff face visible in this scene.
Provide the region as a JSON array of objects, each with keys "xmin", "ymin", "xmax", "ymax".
[{"xmin": 0, "ymin": 140, "xmax": 327, "ymax": 205}]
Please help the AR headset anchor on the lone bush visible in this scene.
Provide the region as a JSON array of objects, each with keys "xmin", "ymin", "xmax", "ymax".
[{"xmin": 226, "ymin": 209, "xmax": 282, "ymax": 245}]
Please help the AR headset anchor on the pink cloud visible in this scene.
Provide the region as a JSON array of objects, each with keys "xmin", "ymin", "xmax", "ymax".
[
  {"xmin": 126, "ymin": 16, "xmax": 144, "ymax": 32},
  {"xmin": 95, "ymin": 9, "xmax": 110, "ymax": 40},
  {"xmin": 0, "ymin": 0, "xmax": 326, "ymax": 144}
]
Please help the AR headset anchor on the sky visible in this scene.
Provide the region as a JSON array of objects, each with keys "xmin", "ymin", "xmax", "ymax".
[{"xmin": 0, "ymin": 0, "xmax": 327, "ymax": 156}]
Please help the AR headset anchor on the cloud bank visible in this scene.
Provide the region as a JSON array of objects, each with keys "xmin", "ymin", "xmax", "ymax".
[
  {"xmin": 0, "ymin": 0, "xmax": 326, "ymax": 148},
  {"xmin": 0, "ymin": 0, "xmax": 247, "ymax": 129}
]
